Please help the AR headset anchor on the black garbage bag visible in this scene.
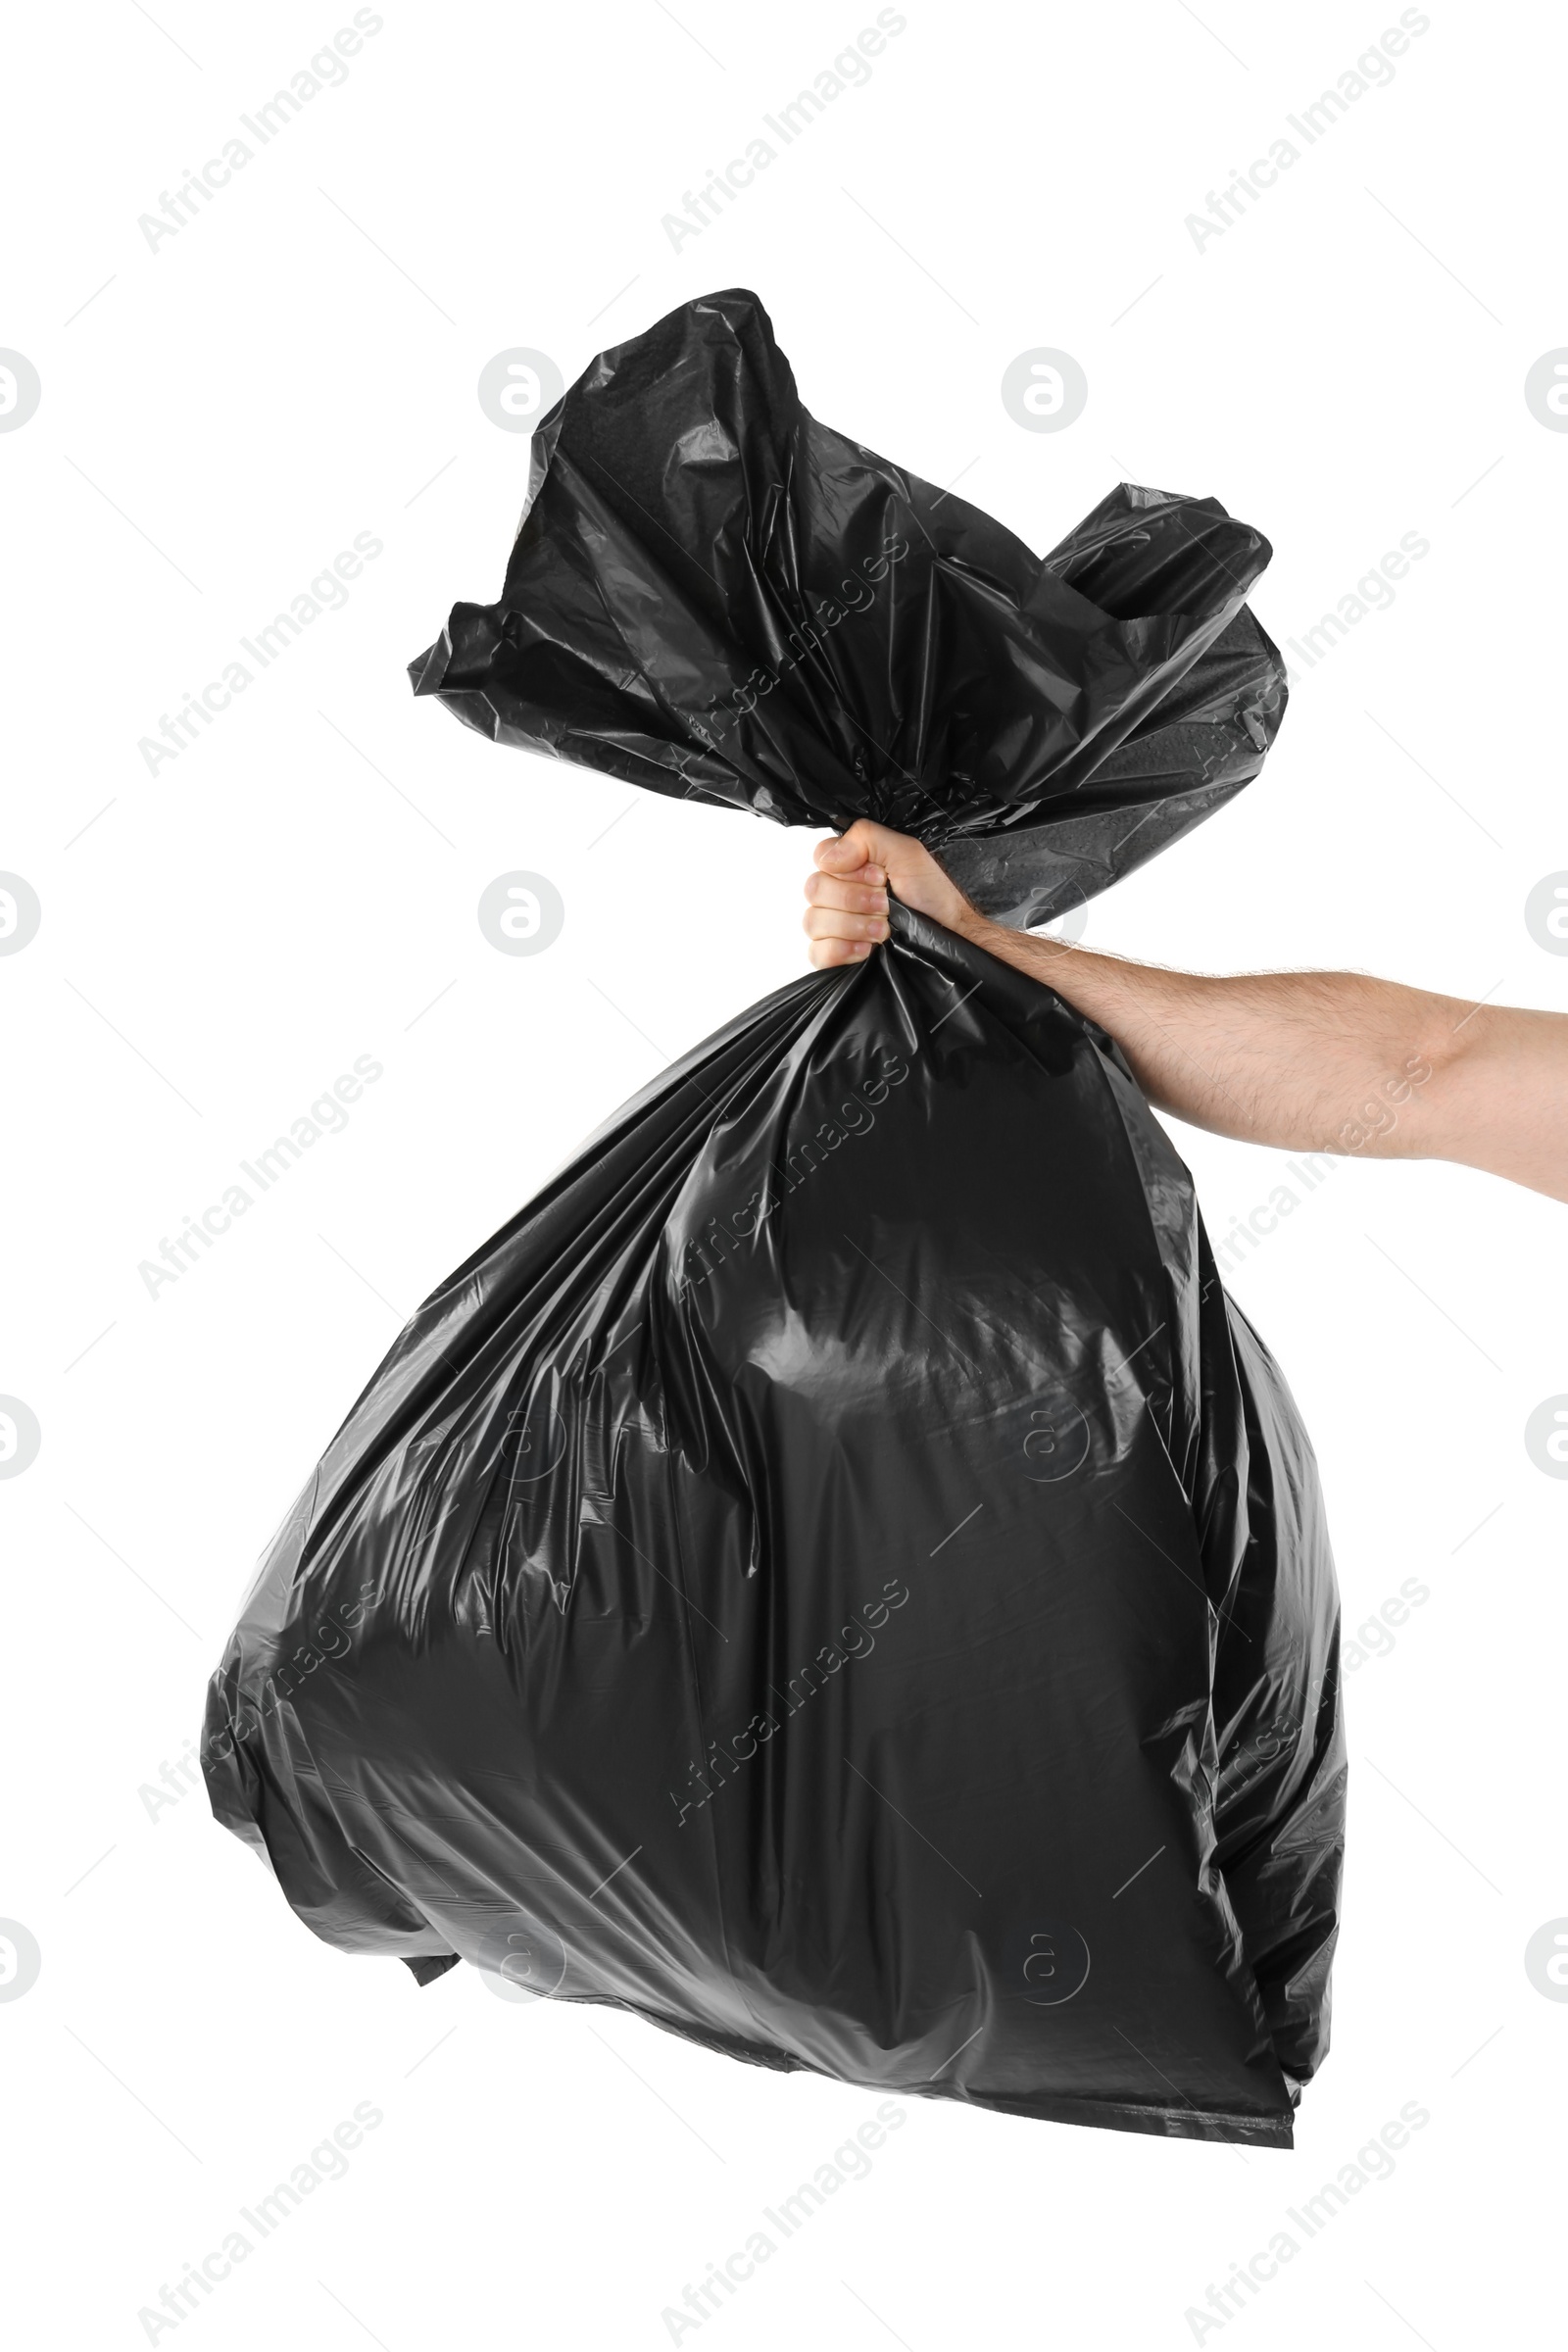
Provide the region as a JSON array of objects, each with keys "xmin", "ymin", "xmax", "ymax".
[{"xmin": 204, "ymin": 290, "xmax": 1344, "ymax": 2147}]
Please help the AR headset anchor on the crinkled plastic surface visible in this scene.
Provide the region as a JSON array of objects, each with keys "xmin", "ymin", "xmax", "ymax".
[
  {"xmin": 205, "ymin": 291, "xmax": 1343, "ymax": 2146},
  {"xmin": 407, "ymin": 288, "xmax": 1287, "ymax": 928}
]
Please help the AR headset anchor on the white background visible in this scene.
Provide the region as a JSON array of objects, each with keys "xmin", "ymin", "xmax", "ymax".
[{"xmin": 3, "ymin": 0, "xmax": 1565, "ymax": 2344}]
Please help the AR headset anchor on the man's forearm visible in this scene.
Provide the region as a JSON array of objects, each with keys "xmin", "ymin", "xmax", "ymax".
[
  {"xmin": 955, "ymin": 913, "xmax": 1568, "ymax": 1203},
  {"xmin": 804, "ymin": 821, "xmax": 1566, "ymax": 1203}
]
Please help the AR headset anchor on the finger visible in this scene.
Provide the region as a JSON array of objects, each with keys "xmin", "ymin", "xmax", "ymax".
[
  {"xmin": 803, "ymin": 904, "xmax": 889, "ymax": 943},
  {"xmin": 815, "ymin": 819, "xmax": 891, "ymax": 873},
  {"xmin": 808, "ymin": 936, "xmax": 873, "ymax": 968},
  {"xmin": 807, "ymin": 862, "xmax": 885, "ymax": 902},
  {"xmin": 804, "ymin": 872, "xmax": 890, "ymax": 914},
  {"xmin": 813, "ymin": 828, "xmax": 865, "ymax": 872}
]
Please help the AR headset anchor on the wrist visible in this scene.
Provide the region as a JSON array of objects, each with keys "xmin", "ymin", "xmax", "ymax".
[{"xmin": 950, "ymin": 902, "xmax": 999, "ymax": 950}]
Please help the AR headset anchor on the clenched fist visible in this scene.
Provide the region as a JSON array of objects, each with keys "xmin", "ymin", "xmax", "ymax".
[{"xmin": 803, "ymin": 819, "xmax": 976, "ymax": 968}]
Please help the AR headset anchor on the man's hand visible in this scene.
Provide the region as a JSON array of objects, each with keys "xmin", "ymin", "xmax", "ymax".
[
  {"xmin": 799, "ymin": 819, "xmax": 1568, "ymax": 1202},
  {"xmin": 803, "ymin": 819, "xmax": 974, "ymax": 967}
]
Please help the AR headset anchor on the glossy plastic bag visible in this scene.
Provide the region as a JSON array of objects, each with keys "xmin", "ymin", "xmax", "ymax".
[{"xmin": 205, "ymin": 290, "xmax": 1343, "ymax": 2146}]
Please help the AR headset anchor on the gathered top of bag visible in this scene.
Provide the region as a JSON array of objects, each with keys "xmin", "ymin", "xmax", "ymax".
[{"xmin": 410, "ymin": 288, "xmax": 1287, "ymax": 927}]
